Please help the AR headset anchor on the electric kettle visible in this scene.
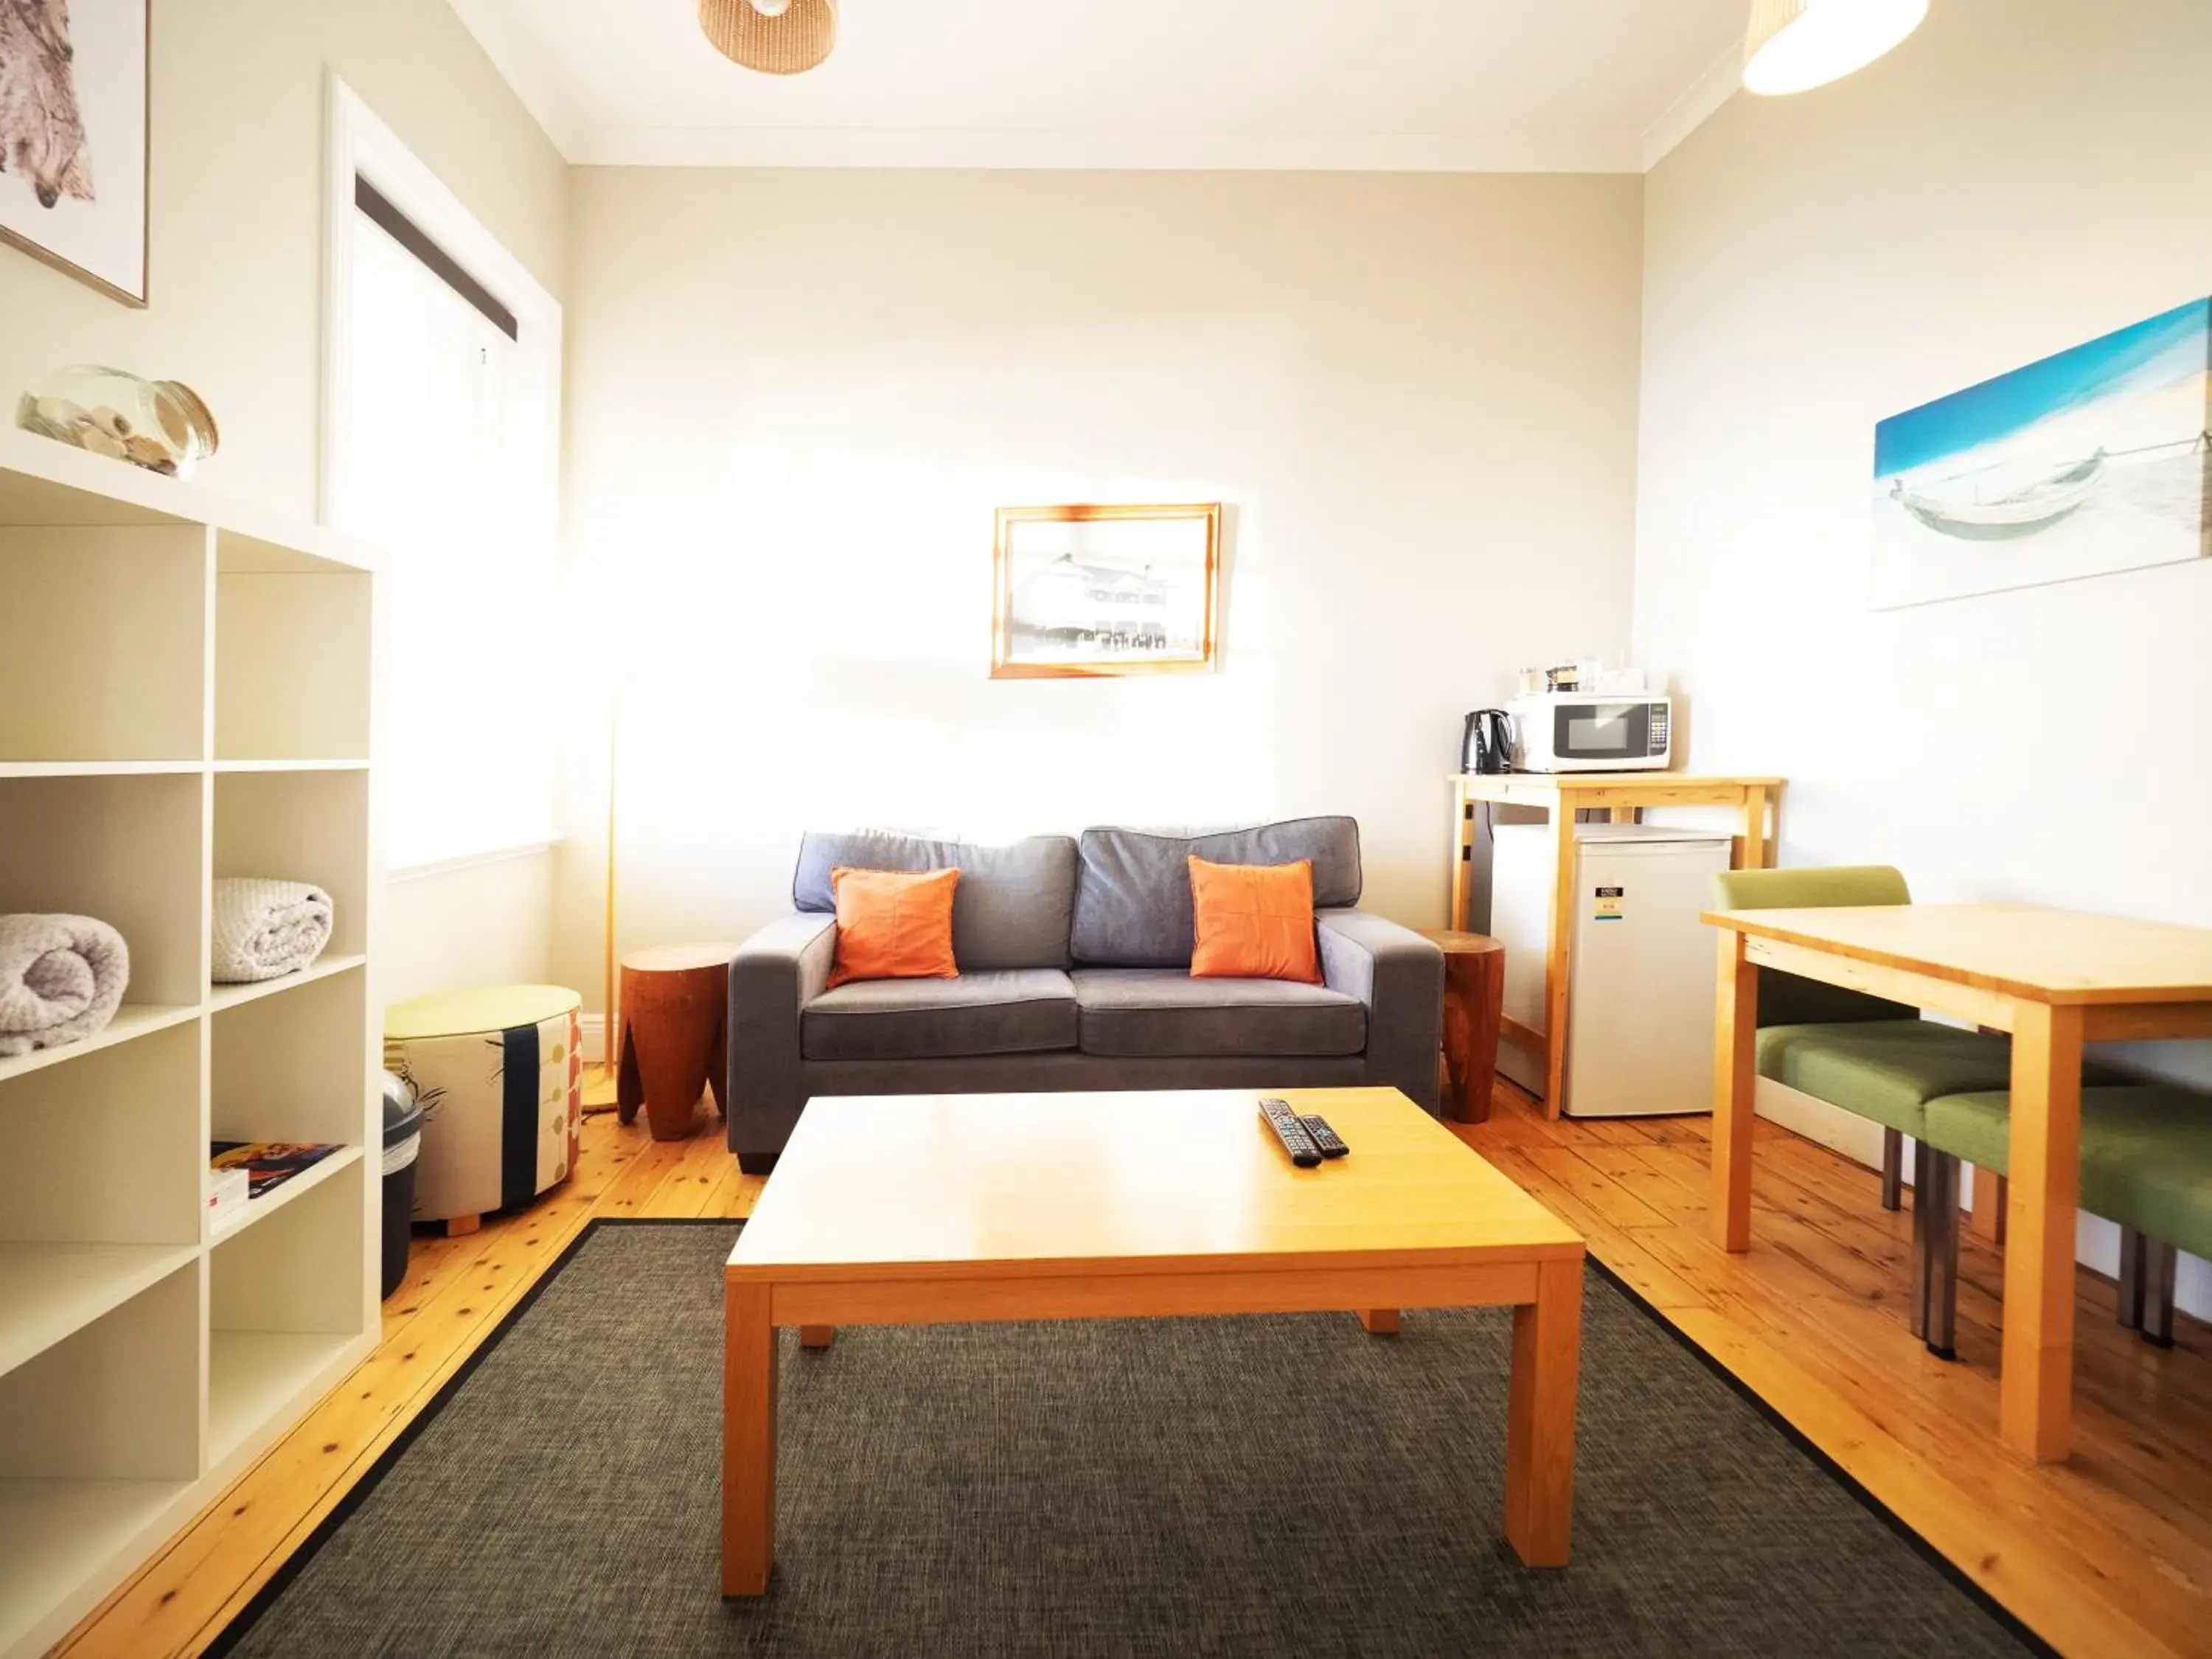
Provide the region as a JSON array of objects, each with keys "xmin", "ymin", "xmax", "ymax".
[{"xmin": 1462, "ymin": 709, "xmax": 1513, "ymax": 774}]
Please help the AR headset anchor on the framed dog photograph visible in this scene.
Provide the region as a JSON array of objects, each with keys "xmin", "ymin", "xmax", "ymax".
[
  {"xmin": 0, "ymin": 0, "xmax": 150, "ymax": 305},
  {"xmin": 991, "ymin": 502, "xmax": 1222, "ymax": 678}
]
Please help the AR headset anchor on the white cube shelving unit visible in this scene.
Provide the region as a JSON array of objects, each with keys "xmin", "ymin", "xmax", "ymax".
[{"xmin": 0, "ymin": 430, "xmax": 378, "ymax": 1658}]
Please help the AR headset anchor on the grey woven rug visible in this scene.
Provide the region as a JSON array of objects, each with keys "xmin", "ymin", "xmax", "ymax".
[{"xmin": 217, "ymin": 1220, "xmax": 2043, "ymax": 1658}]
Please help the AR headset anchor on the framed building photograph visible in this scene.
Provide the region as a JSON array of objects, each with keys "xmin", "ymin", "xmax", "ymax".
[
  {"xmin": 0, "ymin": 0, "xmax": 150, "ymax": 305},
  {"xmin": 991, "ymin": 501, "xmax": 1222, "ymax": 678}
]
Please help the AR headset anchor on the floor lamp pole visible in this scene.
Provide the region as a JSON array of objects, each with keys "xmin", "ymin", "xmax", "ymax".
[{"xmin": 602, "ymin": 688, "xmax": 619, "ymax": 1087}]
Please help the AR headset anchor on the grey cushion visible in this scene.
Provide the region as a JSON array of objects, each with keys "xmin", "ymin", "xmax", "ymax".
[
  {"xmin": 1070, "ymin": 817, "xmax": 1363, "ymax": 967},
  {"xmin": 801, "ymin": 970, "xmax": 1077, "ymax": 1062},
  {"xmin": 1071, "ymin": 968, "xmax": 1367, "ymax": 1059},
  {"xmin": 792, "ymin": 831, "xmax": 1078, "ymax": 970}
]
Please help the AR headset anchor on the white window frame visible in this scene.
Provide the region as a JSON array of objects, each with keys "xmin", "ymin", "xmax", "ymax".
[{"xmin": 319, "ymin": 74, "xmax": 564, "ymax": 877}]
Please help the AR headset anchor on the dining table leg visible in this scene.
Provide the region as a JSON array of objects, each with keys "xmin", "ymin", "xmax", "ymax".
[
  {"xmin": 2000, "ymin": 1000, "xmax": 2083, "ymax": 1463},
  {"xmin": 1711, "ymin": 929, "xmax": 1759, "ymax": 1252}
]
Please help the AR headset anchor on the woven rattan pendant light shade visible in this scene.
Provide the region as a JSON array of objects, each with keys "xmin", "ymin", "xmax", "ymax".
[{"xmin": 700, "ymin": 0, "xmax": 838, "ymax": 75}]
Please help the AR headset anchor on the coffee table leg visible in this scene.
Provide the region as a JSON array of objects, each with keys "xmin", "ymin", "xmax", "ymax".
[
  {"xmin": 1357, "ymin": 1309, "xmax": 1401, "ymax": 1335},
  {"xmin": 1505, "ymin": 1256, "xmax": 1581, "ymax": 1567},
  {"xmin": 799, "ymin": 1325, "xmax": 835, "ymax": 1349},
  {"xmin": 723, "ymin": 1281, "xmax": 778, "ymax": 1596}
]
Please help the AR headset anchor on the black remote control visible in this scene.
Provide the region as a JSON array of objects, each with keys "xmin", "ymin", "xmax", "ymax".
[
  {"xmin": 1258, "ymin": 1097, "xmax": 1322, "ymax": 1167},
  {"xmin": 1300, "ymin": 1115, "xmax": 1349, "ymax": 1158}
]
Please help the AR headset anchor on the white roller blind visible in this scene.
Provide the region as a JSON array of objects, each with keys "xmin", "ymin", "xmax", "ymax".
[{"xmin": 337, "ymin": 201, "xmax": 558, "ymax": 870}]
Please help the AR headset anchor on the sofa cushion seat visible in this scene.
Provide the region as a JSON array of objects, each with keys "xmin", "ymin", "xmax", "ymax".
[
  {"xmin": 1923, "ymin": 1085, "xmax": 2212, "ymax": 1261},
  {"xmin": 1071, "ymin": 968, "xmax": 1366, "ymax": 1059},
  {"xmin": 801, "ymin": 970, "xmax": 1076, "ymax": 1062},
  {"xmin": 1756, "ymin": 1018, "xmax": 2014, "ymax": 1136}
]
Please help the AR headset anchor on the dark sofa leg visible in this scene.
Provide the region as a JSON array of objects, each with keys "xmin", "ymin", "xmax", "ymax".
[
  {"xmin": 1880, "ymin": 1127, "xmax": 1904, "ymax": 1211},
  {"xmin": 737, "ymin": 1152, "xmax": 779, "ymax": 1177}
]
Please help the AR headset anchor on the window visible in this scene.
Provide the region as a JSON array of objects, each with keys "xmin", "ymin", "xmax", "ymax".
[{"xmin": 322, "ymin": 81, "xmax": 561, "ymax": 872}]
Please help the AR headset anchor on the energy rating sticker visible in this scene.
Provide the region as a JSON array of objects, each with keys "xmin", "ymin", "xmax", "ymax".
[{"xmin": 1593, "ymin": 885, "xmax": 1624, "ymax": 921}]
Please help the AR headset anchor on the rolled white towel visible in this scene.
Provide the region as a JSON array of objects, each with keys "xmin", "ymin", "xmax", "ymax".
[
  {"xmin": 0, "ymin": 914, "xmax": 130, "ymax": 1057},
  {"xmin": 212, "ymin": 878, "xmax": 334, "ymax": 984}
]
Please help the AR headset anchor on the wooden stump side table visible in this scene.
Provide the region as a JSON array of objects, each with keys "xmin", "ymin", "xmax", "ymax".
[
  {"xmin": 617, "ymin": 942, "xmax": 738, "ymax": 1141},
  {"xmin": 1419, "ymin": 929, "xmax": 1506, "ymax": 1124}
]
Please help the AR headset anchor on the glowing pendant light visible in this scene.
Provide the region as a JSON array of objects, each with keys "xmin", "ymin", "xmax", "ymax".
[
  {"xmin": 699, "ymin": 0, "xmax": 838, "ymax": 75},
  {"xmin": 1743, "ymin": 0, "xmax": 1927, "ymax": 96}
]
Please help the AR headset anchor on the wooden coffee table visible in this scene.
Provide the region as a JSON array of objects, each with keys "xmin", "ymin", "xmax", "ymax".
[{"xmin": 722, "ymin": 1086, "xmax": 1585, "ymax": 1596}]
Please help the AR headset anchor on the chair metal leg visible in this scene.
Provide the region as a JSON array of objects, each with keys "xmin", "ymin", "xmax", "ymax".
[
  {"xmin": 2140, "ymin": 1238, "xmax": 2177, "ymax": 1350},
  {"xmin": 1910, "ymin": 1143, "xmax": 1960, "ymax": 1359},
  {"xmin": 2118, "ymin": 1227, "xmax": 2145, "ymax": 1330},
  {"xmin": 1924, "ymin": 1150, "xmax": 1960, "ymax": 1360},
  {"xmin": 1908, "ymin": 1141, "xmax": 1932, "ymax": 1340},
  {"xmin": 1880, "ymin": 1127, "xmax": 1904, "ymax": 1211}
]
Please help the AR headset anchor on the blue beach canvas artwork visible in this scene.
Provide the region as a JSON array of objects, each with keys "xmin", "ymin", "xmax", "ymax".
[{"xmin": 1871, "ymin": 298, "xmax": 2212, "ymax": 608}]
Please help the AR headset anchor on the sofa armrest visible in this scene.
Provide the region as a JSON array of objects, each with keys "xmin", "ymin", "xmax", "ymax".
[
  {"xmin": 1316, "ymin": 908, "xmax": 1444, "ymax": 1115},
  {"xmin": 726, "ymin": 913, "xmax": 838, "ymax": 1164}
]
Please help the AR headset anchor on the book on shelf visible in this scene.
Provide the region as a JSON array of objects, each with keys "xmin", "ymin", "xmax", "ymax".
[
  {"xmin": 207, "ymin": 1166, "xmax": 248, "ymax": 1226},
  {"xmin": 211, "ymin": 1141, "xmax": 345, "ymax": 1203}
]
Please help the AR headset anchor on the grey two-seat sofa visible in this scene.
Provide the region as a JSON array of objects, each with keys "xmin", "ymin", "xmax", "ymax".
[{"xmin": 726, "ymin": 817, "xmax": 1445, "ymax": 1169}]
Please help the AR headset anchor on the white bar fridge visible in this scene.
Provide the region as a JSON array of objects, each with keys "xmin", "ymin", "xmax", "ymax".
[{"xmin": 1489, "ymin": 821, "xmax": 1733, "ymax": 1119}]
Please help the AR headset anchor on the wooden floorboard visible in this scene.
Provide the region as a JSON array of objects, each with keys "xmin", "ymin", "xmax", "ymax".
[
  {"xmin": 57, "ymin": 1076, "xmax": 763, "ymax": 1659},
  {"xmin": 1459, "ymin": 1085, "xmax": 2212, "ymax": 1659},
  {"xmin": 57, "ymin": 1074, "xmax": 2212, "ymax": 1658}
]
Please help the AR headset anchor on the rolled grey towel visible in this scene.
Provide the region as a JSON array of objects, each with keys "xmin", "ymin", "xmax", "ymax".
[
  {"xmin": 0, "ymin": 914, "xmax": 130, "ymax": 1057},
  {"xmin": 212, "ymin": 878, "xmax": 335, "ymax": 984}
]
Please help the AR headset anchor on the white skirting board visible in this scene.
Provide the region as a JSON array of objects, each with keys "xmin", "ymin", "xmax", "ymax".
[
  {"xmin": 1757, "ymin": 1078, "xmax": 2211, "ymax": 1322},
  {"xmin": 581, "ymin": 1012, "xmax": 609, "ymax": 1065}
]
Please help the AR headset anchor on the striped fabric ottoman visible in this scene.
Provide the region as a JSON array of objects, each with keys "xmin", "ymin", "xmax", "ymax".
[{"xmin": 383, "ymin": 984, "xmax": 583, "ymax": 1236}]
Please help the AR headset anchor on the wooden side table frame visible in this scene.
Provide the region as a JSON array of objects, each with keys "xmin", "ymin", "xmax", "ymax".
[
  {"xmin": 1449, "ymin": 772, "xmax": 1781, "ymax": 1118},
  {"xmin": 616, "ymin": 942, "xmax": 738, "ymax": 1141},
  {"xmin": 1419, "ymin": 928, "xmax": 1506, "ymax": 1124}
]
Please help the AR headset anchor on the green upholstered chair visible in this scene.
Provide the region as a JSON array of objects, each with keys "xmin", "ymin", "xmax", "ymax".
[
  {"xmin": 1710, "ymin": 866, "xmax": 2011, "ymax": 1203},
  {"xmin": 1923, "ymin": 1085, "xmax": 2212, "ymax": 1348},
  {"xmin": 1711, "ymin": 864, "xmax": 2023, "ymax": 1357}
]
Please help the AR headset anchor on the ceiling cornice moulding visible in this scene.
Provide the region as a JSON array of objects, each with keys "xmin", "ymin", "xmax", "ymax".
[
  {"xmin": 1638, "ymin": 42, "xmax": 1745, "ymax": 170},
  {"xmin": 563, "ymin": 126, "xmax": 1648, "ymax": 174}
]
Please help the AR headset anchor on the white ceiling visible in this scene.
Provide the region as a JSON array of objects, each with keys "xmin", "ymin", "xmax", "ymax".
[{"xmin": 449, "ymin": 0, "xmax": 1751, "ymax": 173}]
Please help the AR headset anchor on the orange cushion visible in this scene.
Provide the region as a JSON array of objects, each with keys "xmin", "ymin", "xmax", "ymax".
[
  {"xmin": 1188, "ymin": 856, "xmax": 1321, "ymax": 984},
  {"xmin": 826, "ymin": 866, "xmax": 961, "ymax": 989}
]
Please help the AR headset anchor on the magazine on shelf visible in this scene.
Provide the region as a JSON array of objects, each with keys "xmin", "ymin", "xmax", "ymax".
[{"xmin": 210, "ymin": 1141, "xmax": 345, "ymax": 1202}]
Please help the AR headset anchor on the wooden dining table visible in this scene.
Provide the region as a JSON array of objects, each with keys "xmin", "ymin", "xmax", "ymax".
[{"xmin": 1702, "ymin": 902, "xmax": 2212, "ymax": 1464}]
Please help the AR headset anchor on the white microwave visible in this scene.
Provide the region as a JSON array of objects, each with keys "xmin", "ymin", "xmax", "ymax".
[{"xmin": 1507, "ymin": 692, "xmax": 1672, "ymax": 773}]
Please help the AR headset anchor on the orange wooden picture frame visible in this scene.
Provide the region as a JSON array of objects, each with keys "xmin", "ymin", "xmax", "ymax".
[{"xmin": 990, "ymin": 501, "xmax": 1222, "ymax": 678}]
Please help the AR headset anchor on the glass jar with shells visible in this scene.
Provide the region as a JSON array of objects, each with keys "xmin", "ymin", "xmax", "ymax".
[{"xmin": 16, "ymin": 366, "xmax": 221, "ymax": 479}]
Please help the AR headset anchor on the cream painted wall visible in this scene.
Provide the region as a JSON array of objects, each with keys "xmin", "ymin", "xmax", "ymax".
[
  {"xmin": 1632, "ymin": 0, "xmax": 2212, "ymax": 1306},
  {"xmin": 0, "ymin": 0, "xmax": 566, "ymax": 516},
  {"xmin": 0, "ymin": 0, "xmax": 570, "ymax": 1006},
  {"xmin": 557, "ymin": 167, "xmax": 1645, "ymax": 998},
  {"xmin": 384, "ymin": 855, "xmax": 557, "ymax": 1006}
]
